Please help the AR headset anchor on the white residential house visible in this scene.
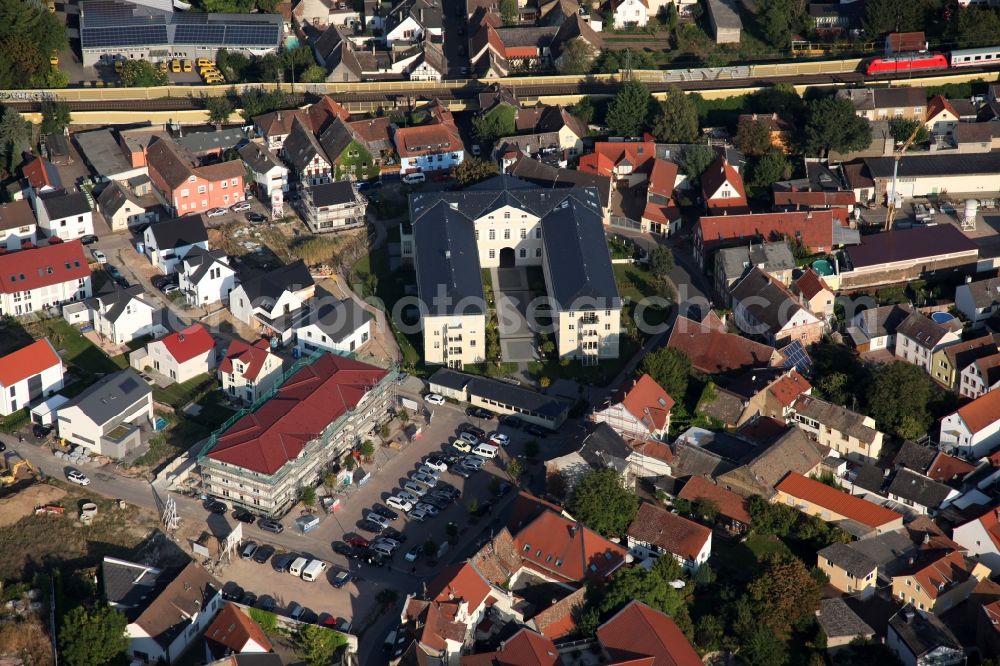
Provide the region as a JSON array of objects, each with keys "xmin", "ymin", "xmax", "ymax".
[
  {"xmin": 790, "ymin": 394, "xmax": 885, "ymax": 462},
  {"xmin": 939, "ymin": 390, "xmax": 1000, "ymax": 458},
  {"xmin": 281, "ymin": 118, "xmax": 333, "ymax": 186},
  {"xmin": 392, "ymin": 105, "xmax": 464, "ymax": 174},
  {"xmin": 33, "ymin": 190, "xmax": 94, "ymax": 241},
  {"xmin": 178, "ymin": 248, "xmax": 238, "ymax": 307},
  {"xmin": 219, "ymin": 338, "xmax": 284, "ymax": 404},
  {"xmin": 0, "ymin": 339, "xmax": 64, "ymax": 416},
  {"xmin": 91, "ymin": 287, "xmax": 159, "ymax": 345},
  {"xmin": 611, "ymin": 0, "xmax": 649, "ymax": 27},
  {"xmin": 56, "ymin": 369, "xmax": 154, "ymax": 458},
  {"xmin": 0, "ymin": 199, "xmax": 38, "ymax": 251},
  {"xmin": 97, "ymin": 181, "xmax": 158, "ymax": 232},
  {"xmin": 239, "ymin": 141, "xmax": 289, "ymax": 220},
  {"xmin": 952, "ymin": 508, "xmax": 1000, "ymax": 574},
  {"xmin": 955, "ymin": 277, "xmax": 1000, "ymax": 327},
  {"xmin": 143, "ymin": 216, "xmax": 210, "ymax": 275},
  {"xmin": 626, "ymin": 502, "xmax": 712, "ymax": 573},
  {"xmin": 384, "ymin": 0, "xmax": 443, "ymax": 47},
  {"xmin": 894, "ymin": 311, "xmax": 961, "ymax": 373},
  {"xmin": 0, "ymin": 241, "xmax": 92, "ymax": 317},
  {"xmin": 294, "ymin": 299, "xmax": 373, "ymax": 356},
  {"xmin": 591, "ymin": 373, "xmax": 674, "ymax": 441},
  {"xmin": 229, "ymin": 261, "xmax": 315, "ymax": 343},
  {"xmin": 130, "ymin": 324, "xmax": 216, "ymax": 385},
  {"xmin": 849, "ymin": 303, "xmax": 914, "ymax": 352},
  {"xmin": 959, "ymin": 353, "xmax": 1000, "ymax": 399}
]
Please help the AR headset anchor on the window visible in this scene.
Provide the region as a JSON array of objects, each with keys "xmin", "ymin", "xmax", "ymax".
[
  {"xmin": 489, "ymin": 230, "xmax": 496, "ymax": 240},
  {"xmin": 489, "ymin": 249, "xmax": 495, "ymax": 259},
  {"xmin": 504, "ymin": 229, "xmax": 510, "ymax": 239},
  {"xmin": 504, "ymin": 212, "xmax": 510, "ymax": 219},
  {"xmin": 519, "ymin": 248, "xmax": 526, "ymax": 258},
  {"xmin": 535, "ymin": 228, "xmax": 541, "ymax": 238},
  {"xmin": 197, "ymin": 185, "xmax": 207, "ymax": 194},
  {"xmin": 535, "ymin": 248, "xmax": 542, "ymax": 257},
  {"xmin": 180, "ymin": 188, "xmax": 189, "ymax": 198},
  {"xmin": 520, "ymin": 228, "xmax": 526, "ymax": 239}
]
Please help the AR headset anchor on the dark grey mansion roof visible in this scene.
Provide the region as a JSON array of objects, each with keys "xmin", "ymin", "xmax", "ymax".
[
  {"xmin": 298, "ymin": 298, "xmax": 372, "ymax": 343},
  {"xmin": 39, "ymin": 189, "xmax": 90, "ymax": 220},
  {"xmin": 893, "ymin": 440, "xmax": 937, "ymax": 474},
  {"xmin": 63, "ymin": 368, "xmax": 151, "ymax": 426},
  {"xmin": 730, "ymin": 267, "xmax": 808, "ymax": 335},
  {"xmin": 92, "ymin": 285, "xmax": 150, "ymax": 323},
  {"xmin": 283, "ymin": 118, "xmax": 327, "ymax": 173},
  {"xmin": 309, "ymin": 180, "xmax": 356, "ymax": 207},
  {"xmin": 887, "ymin": 468, "xmax": 953, "ymax": 509},
  {"xmin": 818, "ymin": 542, "xmax": 877, "ymax": 579},
  {"xmin": 895, "ymin": 311, "xmax": 952, "ymax": 350},
  {"xmin": 239, "ymin": 141, "xmax": 285, "ymax": 174},
  {"xmin": 411, "ymin": 199, "xmax": 486, "ymax": 317},
  {"xmin": 149, "ymin": 215, "xmax": 208, "ymax": 250}
]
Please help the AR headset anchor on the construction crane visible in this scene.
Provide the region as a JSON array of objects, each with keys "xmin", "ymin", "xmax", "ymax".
[{"xmin": 884, "ymin": 117, "xmax": 927, "ymax": 232}]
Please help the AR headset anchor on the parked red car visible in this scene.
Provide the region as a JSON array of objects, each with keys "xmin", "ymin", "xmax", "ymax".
[{"xmin": 345, "ymin": 534, "xmax": 370, "ymax": 548}]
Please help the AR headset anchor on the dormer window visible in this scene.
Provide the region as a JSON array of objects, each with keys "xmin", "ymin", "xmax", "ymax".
[{"xmin": 522, "ymin": 544, "xmax": 530, "ymax": 552}]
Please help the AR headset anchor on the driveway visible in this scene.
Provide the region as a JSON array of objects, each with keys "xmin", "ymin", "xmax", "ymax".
[{"xmin": 493, "ymin": 267, "xmax": 538, "ymax": 363}]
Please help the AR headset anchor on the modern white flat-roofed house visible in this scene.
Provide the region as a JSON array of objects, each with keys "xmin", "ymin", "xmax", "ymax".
[
  {"xmin": 294, "ymin": 299, "xmax": 373, "ymax": 356},
  {"xmin": 0, "ymin": 339, "xmax": 64, "ymax": 416},
  {"xmin": 218, "ymin": 338, "xmax": 284, "ymax": 404},
  {"xmin": 402, "ymin": 176, "xmax": 621, "ymax": 367},
  {"xmin": 0, "ymin": 240, "xmax": 92, "ymax": 316},
  {"xmin": 57, "ymin": 369, "xmax": 154, "ymax": 458},
  {"xmin": 130, "ymin": 323, "xmax": 216, "ymax": 385},
  {"xmin": 33, "ymin": 189, "xmax": 94, "ymax": 241}
]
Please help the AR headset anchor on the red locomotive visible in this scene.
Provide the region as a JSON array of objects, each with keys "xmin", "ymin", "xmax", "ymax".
[{"xmin": 865, "ymin": 53, "xmax": 949, "ymax": 76}]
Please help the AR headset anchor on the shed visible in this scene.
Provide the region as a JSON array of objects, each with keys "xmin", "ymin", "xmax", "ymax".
[{"xmin": 31, "ymin": 394, "xmax": 70, "ymax": 426}]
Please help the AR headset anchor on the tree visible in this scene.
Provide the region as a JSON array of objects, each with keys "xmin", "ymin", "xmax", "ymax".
[
  {"xmin": 863, "ymin": 0, "xmax": 925, "ymax": 36},
  {"xmin": 748, "ymin": 554, "xmax": 821, "ymax": 637},
  {"xmin": 605, "ymin": 79, "xmax": 651, "ymax": 138},
  {"xmin": 743, "ymin": 625, "xmax": 790, "ymax": 666},
  {"xmin": 651, "ymin": 86, "xmax": 699, "ymax": 142},
  {"xmin": 0, "ymin": 106, "xmax": 31, "ymax": 178},
  {"xmin": 454, "ymin": 157, "xmax": 500, "ymax": 186},
  {"xmin": 557, "ymin": 37, "xmax": 597, "ymax": 74},
  {"xmin": 507, "ymin": 456, "xmax": 523, "ymax": 482},
  {"xmin": 546, "ymin": 470, "xmax": 568, "ymax": 499},
  {"xmin": 648, "ymin": 246, "xmax": 674, "ymax": 285},
  {"xmin": 300, "ymin": 486, "xmax": 316, "ymax": 507},
  {"xmin": 865, "ymin": 361, "xmax": 934, "ymax": 440},
  {"xmin": 360, "ymin": 439, "xmax": 376, "ymax": 459},
  {"xmin": 466, "ymin": 497, "xmax": 479, "ymax": 514},
  {"xmin": 804, "ymin": 96, "xmax": 872, "ymax": 157},
  {"xmin": 677, "ymin": 144, "xmax": 715, "ymax": 183},
  {"xmin": 640, "ymin": 346, "xmax": 690, "ymax": 401},
  {"xmin": 734, "ymin": 117, "xmax": 773, "ymax": 157},
  {"xmin": 951, "ymin": 6, "xmax": 1000, "ymax": 48},
  {"xmin": 568, "ymin": 468, "xmax": 639, "ymax": 538},
  {"xmin": 746, "ymin": 148, "xmax": 790, "ymax": 195},
  {"xmin": 0, "ymin": 0, "xmax": 67, "ymax": 89},
  {"xmin": 500, "ymin": 0, "xmax": 519, "ymax": 24},
  {"xmin": 40, "ymin": 100, "xmax": 71, "ymax": 136},
  {"xmin": 119, "ymin": 60, "xmax": 168, "ymax": 87},
  {"xmin": 747, "ymin": 495, "xmax": 798, "ymax": 536},
  {"xmin": 205, "ymin": 95, "xmax": 234, "ymax": 128},
  {"xmin": 238, "ymin": 88, "xmax": 288, "ymax": 122},
  {"xmin": 59, "ymin": 605, "xmax": 128, "ymax": 666},
  {"xmin": 472, "ymin": 105, "xmax": 516, "ymax": 144},
  {"xmin": 567, "ymin": 97, "xmax": 596, "ymax": 125},
  {"xmin": 693, "ymin": 497, "xmax": 720, "ymax": 522},
  {"xmin": 748, "ymin": 84, "xmax": 805, "ymax": 121},
  {"xmin": 594, "ymin": 48, "xmax": 657, "ymax": 73},
  {"xmin": 300, "ymin": 65, "xmax": 328, "ymax": 83},
  {"xmin": 423, "ymin": 539, "xmax": 439, "ymax": 557},
  {"xmin": 889, "ymin": 117, "xmax": 929, "ymax": 146},
  {"xmin": 295, "ymin": 624, "xmax": 345, "ymax": 666},
  {"xmin": 591, "ymin": 556, "xmax": 692, "ymax": 634},
  {"xmin": 525, "ymin": 440, "xmax": 540, "ymax": 459},
  {"xmin": 757, "ymin": 0, "xmax": 809, "ymax": 48}
]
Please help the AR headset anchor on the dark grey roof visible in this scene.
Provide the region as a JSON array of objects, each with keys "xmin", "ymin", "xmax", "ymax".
[
  {"xmin": 238, "ymin": 141, "xmax": 284, "ymax": 174},
  {"xmin": 854, "ymin": 303, "xmax": 914, "ymax": 339},
  {"xmin": 793, "ymin": 395, "xmax": 879, "ymax": 444},
  {"xmin": 181, "ymin": 247, "xmax": 231, "ymax": 284},
  {"xmin": 846, "ymin": 225, "xmax": 978, "ymax": 270},
  {"xmin": 101, "ymin": 557, "xmax": 167, "ymax": 621},
  {"xmin": 895, "ymin": 311, "xmax": 952, "ymax": 349},
  {"xmin": 818, "ymin": 542, "xmax": 877, "ymax": 578},
  {"xmin": 730, "ymin": 267, "xmax": 810, "ymax": 335},
  {"xmin": 149, "ymin": 215, "xmax": 208, "ymax": 250},
  {"xmin": 412, "ymin": 199, "xmax": 485, "ymax": 317},
  {"xmin": 63, "ymin": 368, "xmax": 152, "ymax": 426},
  {"xmin": 817, "ymin": 598, "xmax": 874, "ymax": 640},
  {"xmin": 848, "ymin": 530, "xmax": 917, "ymax": 575},
  {"xmin": 238, "ymin": 260, "xmax": 313, "ymax": 310},
  {"xmin": 282, "ymin": 118, "xmax": 327, "ymax": 173},
  {"xmin": 716, "ymin": 242, "xmax": 795, "ymax": 284},
  {"xmin": 839, "ymin": 87, "xmax": 926, "ymax": 112},
  {"xmin": 39, "ymin": 189, "xmax": 90, "ymax": 220},
  {"xmin": 722, "ymin": 367, "xmax": 786, "ymax": 400},
  {"xmin": 575, "ymin": 422, "xmax": 632, "ymax": 469},
  {"xmin": 670, "ymin": 442, "xmax": 737, "ymax": 479},
  {"xmin": 508, "ymin": 153, "xmax": 612, "ymax": 208},
  {"xmin": 97, "ymin": 180, "xmax": 144, "ymax": 217},
  {"xmin": 864, "ymin": 151, "xmax": 1000, "ymax": 178},
  {"xmin": 309, "ymin": 180, "xmax": 356, "ymax": 207},
  {"xmin": 494, "ymin": 25, "xmax": 558, "ymax": 47},
  {"xmin": 176, "ymin": 128, "xmax": 247, "ymax": 155},
  {"xmin": 893, "ymin": 440, "xmax": 936, "ymax": 473},
  {"xmin": 960, "ymin": 277, "xmax": 1000, "ymax": 310},
  {"xmin": 887, "ymin": 468, "xmax": 953, "ymax": 508},
  {"xmin": 888, "ymin": 607, "xmax": 962, "ymax": 659},
  {"xmin": 299, "ymin": 298, "xmax": 372, "ymax": 343},
  {"xmin": 428, "ymin": 367, "xmax": 471, "ymax": 392},
  {"xmin": 317, "ymin": 117, "xmax": 354, "ymax": 165},
  {"xmin": 466, "ymin": 375, "xmax": 568, "ymax": 420},
  {"xmin": 92, "ymin": 285, "xmax": 151, "ymax": 323},
  {"xmin": 853, "ymin": 463, "xmax": 887, "ymax": 494},
  {"xmin": 74, "ymin": 128, "xmax": 133, "ymax": 177}
]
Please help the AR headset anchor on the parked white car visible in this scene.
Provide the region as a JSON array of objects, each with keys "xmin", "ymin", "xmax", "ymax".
[
  {"xmin": 90, "ymin": 249, "xmax": 107, "ymax": 264},
  {"xmin": 66, "ymin": 469, "xmax": 90, "ymax": 486},
  {"xmin": 424, "ymin": 393, "xmax": 445, "ymax": 405},
  {"xmin": 402, "ymin": 481, "xmax": 428, "ymax": 497},
  {"xmin": 423, "ymin": 458, "xmax": 448, "ymax": 472},
  {"xmin": 231, "ymin": 201, "xmax": 252, "ymax": 212},
  {"xmin": 489, "ymin": 433, "xmax": 510, "ymax": 446},
  {"xmin": 386, "ymin": 496, "xmax": 414, "ymax": 513},
  {"xmin": 206, "ymin": 208, "xmax": 228, "ymax": 218}
]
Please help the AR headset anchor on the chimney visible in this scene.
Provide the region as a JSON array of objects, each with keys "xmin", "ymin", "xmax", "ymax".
[{"xmin": 445, "ymin": 250, "xmax": 451, "ymax": 259}]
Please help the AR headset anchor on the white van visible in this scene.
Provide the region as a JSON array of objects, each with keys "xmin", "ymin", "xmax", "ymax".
[
  {"xmin": 289, "ymin": 556, "xmax": 309, "ymax": 577},
  {"xmin": 401, "ymin": 172, "xmax": 425, "ymax": 185},
  {"xmin": 472, "ymin": 443, "xmax": 499, "ymax": 459},
  {"xmin": 301, "ymin": 559, "xmax": 328, "ymax": 582}
]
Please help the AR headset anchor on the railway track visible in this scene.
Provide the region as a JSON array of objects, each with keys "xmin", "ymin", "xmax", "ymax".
[{"xmin": 0, "ymin": 63, "xmax": 990, "ymax": 112}]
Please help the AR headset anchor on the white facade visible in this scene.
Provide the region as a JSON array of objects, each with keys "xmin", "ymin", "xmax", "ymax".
[
  {"xmin": 229, "ymin": 287, "xmax": 306, "ymax": 328},
  {"xmin": 896, "ymin": 331, "xmax": 960, "ymax": 373},
  {"xmin": 143, "ymin": 227, "xmax": 209, "ymax": 275},
  {"xmin": 955, "ymin": 281, "xmax": 1000, "ymax": 326},
  {"xmin": 219, "ymin": 343, "xmax": 284, "ymax": 404},
  {"xmin": 952, "ymin": 514, "xmax": 1000, "ymax": 574},
  {"xmin": 409, "ymin": 57, "xmax": 444, "ymax": 81},
  {"xmin": 385, "ymin": 15, "xmax": 423, "ymax": 45},
  {"xmin": 0, "ymin": 275, "xmax": 92, "ymax": 317},
  {"xmin": 35, "ymin": 198, "xmax": 95, "ymax": 241},
  {"xmin": 940, "ymin": 407, "xmax": 1000, "ymax": 458},
  {"xmin": 134, "ymin": 339, "xmax": 215, "ymax": 385},
  {"xmin": 0, "ymin": 222, "xmax": 36, "ymax": 252},
  {"xmin": 959, "ymin": 358, "xmax": 1000, "ymax": 399},
  {"xmin": 612, "ymin": 0, "xmax": 649, "ymax": 27},
  {"xmin": 626, "ymin": 529, "xmax": 711, "ymax": 573},
  {"xmin": 93, "ymin": 294, "xmax": 157, "ymax": 345},
  {"xmin": 553, "ymin": 307, "xmax": 621, "ymax": 363},
  {"xmin": 423, "ymin": 313, "xmax": 487, "ymax": 368},
  {"xmin": 0, "ymin": 342, "xmax": 64, "ymax": 416},
  {"xmin": 399, "ymin": 149, "xmax": 464, "ymax": 174},
  {"xmin": 56, "ymin": 375, "xmax": 154, "ymax": 457},
  {"xmin": 178, "ymin": 256, "xmax": 238, "ymax": 307},
  {"xmin": 126, "ymin": 591, "xmax": 223, "ymax": 665},
  {"xmin": 247, "ymin": 160, "xmax": 288, "ymax": 219},
  {"xmin": 295, "ymin": 317, "xmax": 372, "ymax": 355}
]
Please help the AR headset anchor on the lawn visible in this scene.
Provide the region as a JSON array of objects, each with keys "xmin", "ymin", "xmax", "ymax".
[
  {"xmin": 16, "ymin": 317, "xmax": 126, "ymax": 375},
  {"xmin": 614, "ymin": 263, "xmax": 671, "ymax": 329},
  {"xmin": 152, "ymin": 373, "xmax": 216, "ymax": 409}
]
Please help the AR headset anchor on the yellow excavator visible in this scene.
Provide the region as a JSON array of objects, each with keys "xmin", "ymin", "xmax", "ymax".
[{"xmin": 0, "ymin": 454, "xmax": 37, "ymax": 486}]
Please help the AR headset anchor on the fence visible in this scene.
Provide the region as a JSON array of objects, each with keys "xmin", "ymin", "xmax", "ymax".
[{"xmin": 609, "ymin": 215, "xmax": 642, "ymax": 231}]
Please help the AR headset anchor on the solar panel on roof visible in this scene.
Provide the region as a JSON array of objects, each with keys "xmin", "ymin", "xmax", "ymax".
[
  {"xmin": 781, "ymin": 340, "xmax": 813, "ymax": 374},
  {"xmin": 119, "ymin": 377, "xmax": 139, "ymax": 393},
  {"xmin": 82, "ymin": 25, "xmax": 168, "ymax": 47},
  {"xmin": 223, "ymin": 25, "xmax": 280, "ymax": 45},
  {"xmin": 174, "ymin": 23, "xmax": 226, "ymax": 44}
]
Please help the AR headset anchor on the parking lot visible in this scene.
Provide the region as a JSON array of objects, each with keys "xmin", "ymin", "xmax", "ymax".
[{"xmin": 207, "ymin": 397, "xmax": 538, "ymax": 638}]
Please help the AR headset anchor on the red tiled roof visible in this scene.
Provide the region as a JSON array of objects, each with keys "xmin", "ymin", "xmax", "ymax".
[
  {"xmin": 776, "ymin": 472, "xmax": 903, "ymax": 528},
  {"xmin": 461, "ymin": 628, "xmax": 560, "ymax": 666},
  {"xmin": 768, "ymin": 369, "xmax": 812, "ymax": 407},
  {"xmin": 307, "ymin": 96, "xmax": 350, "ymax": 132},
  {"xmin": 926, "ymin": 451, "xmax": 975, "ymax": 483},
  {"xmin": 596, "ymin": 600, "xmax": 702, "ymax": 666},
  {"xmin": 426, "ymin": 562, "xmax": 491, "ymax": 610},
  {"xmin": 0, "ymin": 339, "xmax": 61, "ymax": 388},
  {"xmin": 626, "ymin": 502, "xmax": 711, "ymax": 562},
  {"xmin": 666, "ymin": 315, "xmax": 778, "ymax": 374},
  {"xmin": 158, "ymin": 323, "xmax": 214, "ymax": 364},
  {"xmin": 578, "ymin": 142, "xmax": 657, "ymax": 178},
  {"xmin": 514, "ymin": 509, "xmax": 627, "ymax": 583},
  {"xmin": 677, "ymin": 475, "xmax": 751, "ymax": 525},
  {"xmin": 972, "ymin": 508, "xmax": 1000, "ymax": 553},
  {"xmin": 617, "ymin": 373, "xmax": 674, "ymax": 431},
  {"xmin": 204, "ymin": 602, "xmax": 272, "ymax": 653},
  {"xmin": 908, "ymin": 549, "xmax": 976, "ymax": 600},
  {"xmin": 697, "ymin": 209, "xmax": 847, "ymax": 254},
  {"xmin": 927, "ymin": 95, "xmax": 958, "ymax": 122},
  {"xmin": 954, "ymin": 389, "xmax": 1000, "ymax": 434},
  {"xmin": 0, "ymin": 241, "xmax": 89, "ymax": 295},
  {"xmin": 630, "ymin": 438, "xmax": 673, "ymax": 463},
  {"xmin": 773, "ymin": 189, "xmax": 857, "ymax": 208},
  {"xmin": 394, "ymin": 120, "xmax": 462, "ymax": 158},
  {"xmin": 984, "ymin": 599, "xmax": 1000, "ymax": 633},
  {"xmin": 531, "ymin": 587, "xmax": 585, "ymax": 640},
  {"xmin": 648, "ymin": 158, "xmax": 678, "ymax": 196},
  {"xmin": 207, "ymin": 354, "xmax": 388, "ymax": 474},
  {"xmin": 795, "ymin": 269, "xmax": 832, "ymax": 301},
  {"xmin": 22, "ymin": 156, "xmax": 58, "ymax": 190},
  {"xmin": 219, "ymin": 338, "xmax": 273, "ymax": 381},
  {"xmin": 701, "ymin": 155, "xmax": 747, "ymax": 212},
  {"xmin": 505, "ymin": 491, "xmax": 565, "ymax": 534}
]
